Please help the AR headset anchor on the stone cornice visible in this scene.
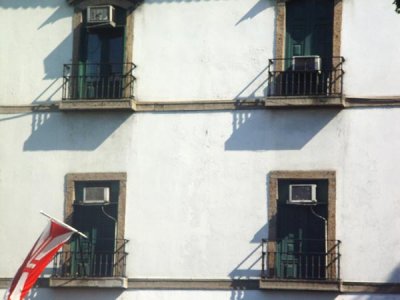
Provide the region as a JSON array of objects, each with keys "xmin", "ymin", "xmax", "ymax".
[{"xmin": 2, "ymin": 96, "xmax": 400, "ymax": 114}]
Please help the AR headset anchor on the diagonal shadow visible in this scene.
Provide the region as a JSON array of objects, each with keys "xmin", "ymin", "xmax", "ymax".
[
  {"xmin": 26, "ymin": 286, "xmax": 123, "ymax": 300},
  {"xmin": 43, "ymin": 34, "xmax": 73, "ymax": 80},
  {"xmin": 234, "ymin": 65, "xmax": 269, "ymax": 100},
  {"xmin": 235, "ymin": 0, "xmax": 274, "ymax": 26},
  {"xmin": 225, "ymin": 109, "xmax": 340, "ymax": 151},
  {"xmin": 23, "ymin": 112, "xmax": 131, "ymax": 151},
  {"xmin": 38, "ymin": 5, "xmax": 72, "ymax": 29},
  {"xmin": 229, "ymin": 225, "xmax": 268, "ymax": 278},
  {"xmin": 0, "ymin": 0, "xmax": 63, "ymax": 8}
]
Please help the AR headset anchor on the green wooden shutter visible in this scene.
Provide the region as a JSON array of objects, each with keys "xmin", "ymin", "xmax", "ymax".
[{"xmin": 286, "ymin": 0, "xmax": 334, "ymax": 60}]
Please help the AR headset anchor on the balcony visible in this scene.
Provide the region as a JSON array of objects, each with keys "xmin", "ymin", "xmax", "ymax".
[
  {"xmin": 50, "ymin": 239, "xmax": 129, "ymax": 288},
  {"xmin": 265, "ymin": 57, "xmax": 344, "ymax": 107},
  {"xmin": 60, "ymin": 63, "xmax": 135, "ymax": 111},
  {"xmin": 260, "ymin": 239, "xmax": 341, "ymax": 291}
]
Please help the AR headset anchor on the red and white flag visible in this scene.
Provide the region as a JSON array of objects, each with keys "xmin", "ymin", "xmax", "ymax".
[{"xmin": 4, "ymin": 217, "xmax": 77, "ymax": 300}]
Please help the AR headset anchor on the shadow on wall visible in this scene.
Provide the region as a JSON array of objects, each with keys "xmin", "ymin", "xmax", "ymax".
[
  {"xmin": 225, "ymin": 109, "xmax": 340, "ymax": 151},
  {"xmin": 236, "ymin": 0, "xmax": 274, "ymax": 26},
  {"xmin": 228, "ymin": 224, "xmax": 267, "ymax": 280},
  {"xmin": 23, "ymin": 112, "xmax": 131, "ymax": 151},
  {"xmin": 0, "ymin": 0, "xmax": 72, "ymax": 30},
  {"xmin": 361, "ymin": 263, "xmax": 400, "ymax": 298},
  {"xmin": 1, "ymin": 1, "xmax": 73, "ymax": 88},
  {"xmin": 234, "ymin": 65, "xmax": 270, "ymax": 100},
  {"xmin": 387, "ymin": 263, "xmax": 400, "ymax": 283},
  {"xmin": 229, "ymin": 290, "xmax": 339, "ymax": 300},
  {"xmin": 229, "ymin": 175, "xmax": 270, "ymax": 282},
  {"xmin": 43, "ymin": 34, "xmax": 73, "ymax": 80},
  {"xmin": 38, "ymin": 5, "xmax": 72, "ymax": 29},
  {"xmin": 3, "ymin": 1, "xmax": 72, "ymax": 78},
  {"xmin": 26, "ymin": 288, "xmax": 123, "ymax": 300},
  {"xmin": 31, "ymin": 80, "xmax": 63, "ymax": 103},
  {"xmin": 0, "ymin": 0, "xmax": 62, "ymax": 8}
]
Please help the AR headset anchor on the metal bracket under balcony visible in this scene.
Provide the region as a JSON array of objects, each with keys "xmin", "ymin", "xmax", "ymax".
[
  {"xmin": 265, "ymin": 57, "xmax": 345, "ymax": 107},
  {"xmin": 60, "ymin": 63, "xmax": 136, "ymax": 111}
]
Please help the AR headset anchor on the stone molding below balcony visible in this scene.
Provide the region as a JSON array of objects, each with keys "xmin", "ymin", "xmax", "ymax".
[
  {"xmin": 260, "ymin": 279, "xmax": 400, "ymax": 293},
  {"xmin": 345, "ymin": 96, "xmax": 400, "ymax": 107},
  {"xmin": 59, "ymin": 99, "xmax": 135, "ymax": 111},
  {"xmin": 264, "ymin": 96, "xmax": 343, "ymax": 107},
  {"xmin": 260, "ymin": 279, "xmax": 341, "ymax": 292},
  {"xmin": 49, "ymin": 277, "xmax": 128, "ymax": 289}
]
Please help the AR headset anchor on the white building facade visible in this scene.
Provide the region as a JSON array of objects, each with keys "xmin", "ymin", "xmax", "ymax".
[{"xmin": 1, "ymin": 0, "xmax": 400, "ymax": 299}]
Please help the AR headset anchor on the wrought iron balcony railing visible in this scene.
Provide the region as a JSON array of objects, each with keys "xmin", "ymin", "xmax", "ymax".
[
  {"xmin": 267, "ymin": 57, "xmax": 344, "ymax": 97},
  {"xmin": 62, "ymin": 63, "xmax": 135, "ymax": 100},
  {"xmin": 52, "ymin": 239, "xmax": 129, "ymax": 278},
  {"xmin": 261, "ymin": 239, "xmax": 341, "ymax": 281}
]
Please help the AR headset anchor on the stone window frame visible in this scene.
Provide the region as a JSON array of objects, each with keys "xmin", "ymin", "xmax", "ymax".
[
  {"xmin": 65, "ymin": 172, "xmax": 127, "ymax": 243},
  {"xmin": 48, "ymin": 173, "xmax": 128, "ymax": 287},
  {"xmin": 68, "ymin": 0, "xmax": 137, "ymax": 66},
  {"xmin": 267, "ymin": 170, "xmax": 337, "ymax": 278},
  {"xmin": 264, "ymin": 0, "xmax": 344, "ymax": 106}
]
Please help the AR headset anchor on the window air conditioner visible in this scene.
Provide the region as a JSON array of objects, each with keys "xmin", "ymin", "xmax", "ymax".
[
  {"xmin": 83, "ymin": 187, "xmax": 110, "ymax": 204},
  {"xmin": 292, "ymin": 56, "xmax": 321, "ymax": 72},
  {"xmin": 87, "ymin": 5, "xmax": 115, "ymax": 26},
  {"xmin": 288, "ymin": 184, "xmax": 317, "ymax": 205}
]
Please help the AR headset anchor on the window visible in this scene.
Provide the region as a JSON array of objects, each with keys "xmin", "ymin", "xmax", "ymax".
[
  {"xmin": 52, "ymin": 173, "xmax": 127, "ymax": 279},
  {"xmin": 61, "ymin": 0, "xmax": 137, "ymax": 108},
  {"xmin": 262, "ymin": 171, "xmax": 340, "ymax": 281},
  {"xmin": 267, "ymin": 0, "xmax": 344, "ymax": 102},
  {"xmin": 285, "ymin": 0, "xmax": 334, "ymax": 60}
]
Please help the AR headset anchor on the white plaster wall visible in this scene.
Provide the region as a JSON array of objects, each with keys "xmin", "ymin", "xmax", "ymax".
[
  {"xmin": 0, "ymin": 1, "xmax": 73, "ymax": 105},
  {"xmin": 0, "ymin": 112, "xmax": 134, "ymax": 275},
  {"xmin": 340, "ymin": 109, "xmax": 400, "ymax": 282},
  {"xmin": 1, "ymin": 0, "xmax": 400, "ymax": 104},
  {"xmin": 1, "ymin": 109, "xmax": 400, "ymax": 282},
  {"xmin": 124, "ymin": 109, "xmax": 344, "ymax": 279},
  {"xmin": 0, "ymin": 0, "xmax": 274, "ymax": 104},
  {"xmin": 133, "ymin": 0, "xmax": 274, "ymax": 101},
  {"xmin": 341, "ymin": 0, "xmax": 400, "ymax": 97}
]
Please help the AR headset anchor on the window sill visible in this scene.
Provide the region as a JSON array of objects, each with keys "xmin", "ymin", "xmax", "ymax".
[
  {"xmin": 259, "ymin": 279, "xmax": 340, "ymax": 292},
  {"xmin": 59, "ymin": 99, "xmax": 134, "ymax": 111},
  {"xmin": 265, "ymin": 96, "xmax": 343, "ymax": 108},
  {"xmin": 49, "ymin": 277, "xmax": 128, "ymax": 289}
]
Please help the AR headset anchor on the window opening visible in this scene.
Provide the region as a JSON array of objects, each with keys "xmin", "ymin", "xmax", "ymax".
[
  {"xmin": 276, "ymin": 179, "xmax": 328, "ymax": 279},
  {"xmin": 71, "ymin": 181, "xmax": 119, "ymax": 277},
  {"xmin": 268, "ymin": 0, "xmax": 344, "ymax": 98},
  {"xmin": 262, "ymin": 171, "xmax": 340, "ymax": 281}
]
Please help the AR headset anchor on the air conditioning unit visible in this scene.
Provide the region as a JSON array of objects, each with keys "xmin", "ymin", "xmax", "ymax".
[
  {"xmin": 292, "ymin": 56, "xmax": 321, "ymax": 72},
  {"xmin": 288, "ymin": 184, "xmax": 317, "ymax": 205},
  {"xmin": 87, "ymin": 5, "xmax": 115, "ymax": 26},
  {"xmin": 83, "ymin": 187, "xmax": 110, "ymax": 204}
]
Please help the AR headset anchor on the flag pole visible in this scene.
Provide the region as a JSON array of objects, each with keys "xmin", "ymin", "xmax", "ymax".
[{"xmin": 40, "ymin": 211, "xmax": 88, "ymax": 239}]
